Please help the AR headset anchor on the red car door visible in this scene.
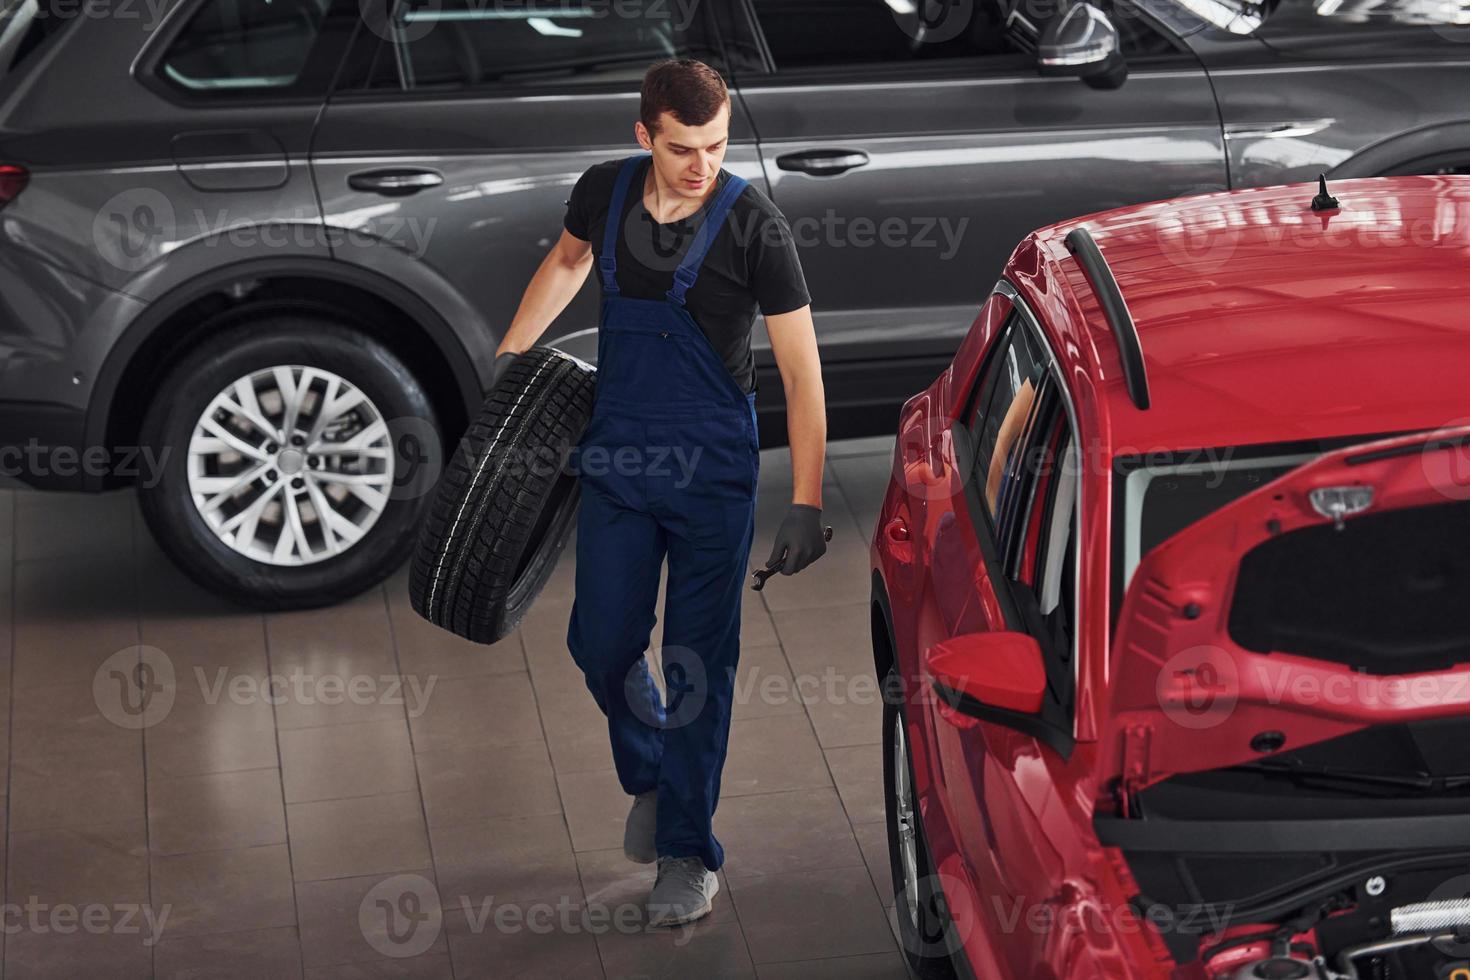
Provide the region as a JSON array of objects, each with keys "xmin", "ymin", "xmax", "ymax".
[{"xmin": 916, "ymin": 312, "xmax": 1091, "ymax": 977}]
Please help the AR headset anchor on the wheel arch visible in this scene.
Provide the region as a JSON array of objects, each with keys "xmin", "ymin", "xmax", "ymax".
[
  {"xmin": 872, "ymin": 569, "xmax": 898, "ymax": 682},
  {"xmin": 88, "ymin": 259, "xmax": 487, "ymax": 490},
  {"xmin": 1328, "ymin": 120, "xmax": 1470, "ymax": 179}
]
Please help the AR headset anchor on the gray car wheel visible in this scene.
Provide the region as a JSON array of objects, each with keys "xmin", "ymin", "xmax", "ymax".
[{"xmin": 138, "ymin": 314, "xmax": 439, "ymax": 609}]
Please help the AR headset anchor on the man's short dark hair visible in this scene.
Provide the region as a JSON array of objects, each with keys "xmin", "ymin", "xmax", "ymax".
[{"xmin": 640, "ymin": 59, "xmax": 729, "ymax": 138}]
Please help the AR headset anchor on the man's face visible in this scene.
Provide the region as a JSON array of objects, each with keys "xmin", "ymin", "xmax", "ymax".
[{"xmin": 636, "ymin": 102, "xmax": 730, "ymax": 200}]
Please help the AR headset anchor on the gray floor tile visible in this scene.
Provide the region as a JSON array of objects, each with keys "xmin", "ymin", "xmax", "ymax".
[
  {"xmin": 153, "ymin": 925, "xmax": 304, "ymax": 980},
  {"xmin": 10, "ymin": 747, "xmax": 146, "ymax": 832},
  {"xmin": 150, "ymin": 843, "xmax": 296, "ymax": 938},
  {"xmin": 149, "ymin": 768, "xmax": 287, "ymax": 856},
  {"xmin": 556, "ymin": 768, "xmax": 629, "ymax": 853},
  {"xmin": 443, "ymin": 904, "xmax": 604, "ymax": 979},
  {"xmin": 721, "ymin": 714, "xmax": 832, "ymax": 798},
  {"xmin": 8, "ymin": 820, "xmax": 149, "ymax": 908},
  {"xmin": 823, "ymin": 743, "xmax": 886, "ymax": 826},
  {"xmin": 297, "ymin": 871, "xmax": 449, "ymax": 968},
  {"xmin": 728, "ymin": 866, "xmax": 896, "ymax": 964},
  {"xmin": 716, "ymin": 788, "xmax": 866, "ymax": 880},
  {"xmin": 405, "ymin": 671, "xmax": 544, "ymax": 754},
  {"xmin": 287, "ymin": 791, "xmax": 431, "ymax": 882},
  {"xmin": 430, "ymin": 814, "xmax": 581, "ymax": 910},
  {"xmin": 416, "ymin": 740, "xmax": 562, "ymax": 829},
  {"xmin": 303, "ymin": 955, "xmax": 455, "ymax": 979},
  {"xmin": 595, "ymin": 918, "xmax": 756, "ymax": 980},
  {"xmin": 280, "ymin": 719, "xmax": 418, "ymax": 804},
  {"xmin": 852, "ymin": 821, "xmax": 896, "ymax": 910},
  {"xmin": 756, "ymin": 951, "xmax": 909, "ymax": 979}
]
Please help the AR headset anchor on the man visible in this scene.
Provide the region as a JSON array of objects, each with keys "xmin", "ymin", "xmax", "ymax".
[{"xmin": 492, "ymin": 58, "xmax": 828, "ymax": 927}]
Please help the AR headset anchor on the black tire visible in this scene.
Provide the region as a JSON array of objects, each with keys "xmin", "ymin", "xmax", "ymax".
[
  {"xmin": 137, "ymin": 315, "xmax": 441, "ymax": 610},
  {"xmin": 884, "ymin": 667, "xmax": 962, "ymax": 980},
  {"xmin": 409, "ymin": 346, "xmax": 596, "ymax": 644}
]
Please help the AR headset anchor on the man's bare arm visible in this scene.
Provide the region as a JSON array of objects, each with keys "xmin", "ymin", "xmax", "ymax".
[
  {"xmin": 495, "ymin": 229, "xmax": 594, "ymax": 356},
  {"xmin": 765, "ymin": 305, "xmax": 825, "ymax": 508}
]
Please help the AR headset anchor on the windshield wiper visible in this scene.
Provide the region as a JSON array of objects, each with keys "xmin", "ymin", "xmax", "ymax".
[{"xmin": 1231, "ymin": 761, "xmax": 1470, "ymax": 793}]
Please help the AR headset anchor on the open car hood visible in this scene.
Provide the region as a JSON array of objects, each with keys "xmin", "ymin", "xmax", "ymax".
[{"xmin": 1100, "ymin": 426, "xmax": 1470, "ymax": 803}]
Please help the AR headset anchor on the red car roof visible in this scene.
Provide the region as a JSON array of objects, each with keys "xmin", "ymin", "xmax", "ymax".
[{"xmin": 1024, "ymin": 175, "xmax": 1470, "ymax": 455}]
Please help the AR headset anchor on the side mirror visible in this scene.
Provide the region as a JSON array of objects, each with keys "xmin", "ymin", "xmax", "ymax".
[
  {"xmin": 924, "ymin": 632, "xmax": 1048, "ymax": 719},
  {"xmin": 1038, "ymin": 3, "xmax": 1128, "ymax": 90}
]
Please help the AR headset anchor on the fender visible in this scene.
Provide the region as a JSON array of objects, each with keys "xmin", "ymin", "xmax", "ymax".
[
  {"xmin": 1328, "ymin": 120, "xmax": 1470, "ymax": 178},
  {"xmin": 85, "ymin": 256, "xmax": 489, "ymax": 490}
]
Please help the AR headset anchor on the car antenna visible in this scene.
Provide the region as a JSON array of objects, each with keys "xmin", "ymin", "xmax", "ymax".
[
  {"xmin": 1063, "ymin": 226, "xmax": 1151, "ymax": 411},
  {"xmin": 1310, "ymin": 173, "xmax": 1340, "ymax": 212}
]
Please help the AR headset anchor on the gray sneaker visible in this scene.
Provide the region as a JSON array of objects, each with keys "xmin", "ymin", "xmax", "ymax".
[
  {"xmin": 646, "ymin": 855, "xmax": 719, "ymax": 928},
  {"xmin": 623, "ymin": 790, "xmax": 657, "ymax": 864}
]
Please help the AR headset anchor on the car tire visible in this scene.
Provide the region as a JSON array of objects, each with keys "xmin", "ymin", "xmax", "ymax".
[
  {"xmin": 884, "ymin": 667, "xmax": 961, "ymax": 980},
  {"xmin": 408, "ymin": 346, "xmax": 595, "ymax": 644},
  {"xmin": 137, "ymin": 315, "xmax": 441, "ymax": 609}
]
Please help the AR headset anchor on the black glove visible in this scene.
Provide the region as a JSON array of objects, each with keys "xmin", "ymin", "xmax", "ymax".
[
  {"xmin": 491, "ymin": 350, "xmax": 520, "ymax": 389},
  {"xmin": 767, "ymin": 504, "xmax": 827, "ymax": 576}
]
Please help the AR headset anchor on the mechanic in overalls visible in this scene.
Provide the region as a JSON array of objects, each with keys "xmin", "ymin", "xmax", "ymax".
[{"xmin": 492, "ymin": 59, "xmax": 828, "ymax": 926}]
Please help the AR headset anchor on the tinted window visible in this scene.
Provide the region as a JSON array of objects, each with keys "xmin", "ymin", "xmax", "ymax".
[
  {"xmin": 359, "ymin": 0, "xmax": 722, "ymax": 90},
  {"xmin": 749, "ymin": 0, "xmax": 1180, "ymax": 70},
  {"xmin": 0, "ymin": 0, "xmax": 69, "ymax": 89},
  {"xmin": 969, "ymin": 319, "xmax": 1048, "ymax": 519},
  {"xmin": 750, "ymin": 0, "xmax": 1032, "ymax": 69},
  {"xmin": 157, "ymin": 0, "xmax": 355, "ymax": 96}
]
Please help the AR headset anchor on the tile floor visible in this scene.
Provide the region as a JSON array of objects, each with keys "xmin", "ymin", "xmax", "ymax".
[{"xmin": 0, "ymin": 435, "xmax": 914, "ymax": 979}]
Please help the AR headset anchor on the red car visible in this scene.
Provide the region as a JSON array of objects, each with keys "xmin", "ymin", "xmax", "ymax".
[{"xmin": 870, "ymin": 175, "xmax": 1470, "ymax": 980}]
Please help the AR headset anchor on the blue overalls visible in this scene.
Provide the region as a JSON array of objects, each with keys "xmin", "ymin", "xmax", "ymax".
[{"xmin": 565, "ymin": 154, "xmax": 759, "ymax": 872}]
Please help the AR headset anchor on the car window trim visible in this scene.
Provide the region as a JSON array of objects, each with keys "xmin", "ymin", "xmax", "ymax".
[
  {"xmin": 994, "ymin": 278, "xmax": 1083, "ymax": 735},
  {"xmin": 325, "ymin": 0, "xmax": 727, "ymax": 98},
  {"xmin": 133, "ymin": 0, "xmax": 358, "ymax": 106}
]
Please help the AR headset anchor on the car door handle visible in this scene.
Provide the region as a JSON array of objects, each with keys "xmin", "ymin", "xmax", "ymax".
[
  {"xmin": 347, "ymin": 168, "xmax": 444, "ymax": 196},
  {"xmin": 775, "ymin": 149, "xmax": 870, "ymax": 177}
]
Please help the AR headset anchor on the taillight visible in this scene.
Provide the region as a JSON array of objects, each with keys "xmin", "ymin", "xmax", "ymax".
[{"xmin": 0, "ymin": 165, "xmax": 28, "ymax": 209}]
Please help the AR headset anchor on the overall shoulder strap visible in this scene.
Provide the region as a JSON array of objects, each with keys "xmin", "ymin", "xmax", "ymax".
[
  {"xmin": 600, "ymin": 153, "xmax": 649, "ymax": 295},
  {"xmin": 667, "ymin": 173, "xmax": 750, "ymax": 307}
]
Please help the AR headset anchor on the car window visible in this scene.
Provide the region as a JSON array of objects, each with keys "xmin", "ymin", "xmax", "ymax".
[
  {"xmin": 747, "ymin": 0, "xmax": 1181, "ymax": 72},
  {"xmin": 0, "ymin": 0, "xmax": 68, "ymax": 92},
  {"xmin": 968, "ymin": 318, "xmax": 1048, "ymax": 520},
  {"xmin": 158, "ymin": 0, "xmax": 337, "ymax": 92},
  {"xmin": 356, "ymin": 0, "xmax": 723, "ymax": 90},
  {"xmin": 749, "ymin": 0, "xmax": 1034, "ymax": 70}
]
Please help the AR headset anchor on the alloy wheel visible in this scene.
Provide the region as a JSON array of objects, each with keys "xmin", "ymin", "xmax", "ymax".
[{"xmin": 186, "ymin": 365, "xmax": 395, "ymax": 565}]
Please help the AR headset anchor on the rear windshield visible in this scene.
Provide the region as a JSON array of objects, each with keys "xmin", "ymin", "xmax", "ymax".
[{"xmin": 0, "ymin": 0, "xmax": 68, "ymax": 90}]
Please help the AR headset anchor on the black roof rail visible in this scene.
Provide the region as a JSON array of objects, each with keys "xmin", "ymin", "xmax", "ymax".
[{"xmin": 1063, "ymin": 226, "xmax": 1150, "ymax": 411}]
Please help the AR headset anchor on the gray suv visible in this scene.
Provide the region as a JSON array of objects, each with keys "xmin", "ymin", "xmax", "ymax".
[{"xmin": 1, "ymin": 0, "xmax": 1466, "ymax": 607}]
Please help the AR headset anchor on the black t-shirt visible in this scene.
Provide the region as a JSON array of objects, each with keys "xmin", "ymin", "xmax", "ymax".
[{"xmin": 564, "ymin": 156, "xmax": 810, "ymax": 395}]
